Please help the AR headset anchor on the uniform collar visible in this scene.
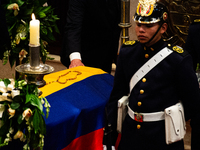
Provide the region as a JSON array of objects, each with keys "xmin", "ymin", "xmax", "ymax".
[{"xmin": 143, "ymin": 38, "xmax": 164, "ymax": 52}]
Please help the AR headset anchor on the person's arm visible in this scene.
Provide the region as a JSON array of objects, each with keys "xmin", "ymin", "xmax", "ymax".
[
  {"xmin": 175, "ymin": 55, "xmax": 200, "ymax": 150},
  {"xmin": 69, "ymin": 52, "xmax": 84, "ymax": 68},
  {"xmin": 61, "ymin": 0, "xmax": 86, "ymax": 68},
  {"xmin": 106, "ymin": 47, "xmax": 129, "ymax": 146},
  {"xmin": 184, "ymin": 23, "xmax": 200, "ymax": 71}
]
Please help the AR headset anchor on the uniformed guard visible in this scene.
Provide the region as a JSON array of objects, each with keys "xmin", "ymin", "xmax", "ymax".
[{"xmin": 106, "ymin": 0, "xmax": 200, "ymax": 150}]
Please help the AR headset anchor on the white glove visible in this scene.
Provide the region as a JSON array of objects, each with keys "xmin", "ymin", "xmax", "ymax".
[{"xmin": 103, "ymin": 145, "xmax": 116, "ymax": 150}]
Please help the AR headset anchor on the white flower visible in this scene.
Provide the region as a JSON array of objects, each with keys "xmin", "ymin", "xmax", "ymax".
[
  {"xmin": 22, "ymin": 81, "xmax": 27, "ymax": 86},
  {"xmin": 0, "ymin": 79, "xmax": 15, "ymax": 92},
  {"xmin": 8, "ymin": 108, "xmax": 15, "ymax": 119},
  {"xmin": 0, "ymin": 104, "xmax": 5, "ymax": 119},
  {"xmin": 0, "ymin": 87, "xmax": 7, "ymax": 93},
  {"xmin": 19, "ymin": 49, "xmax": 28, "ymax": 62},
  {"xmin": 43, "ymin": 2, "xmax": 48, "ymax": 7},
  {"xmin": 2, "ymin": 93, "xmax": 8, "ymax": 98},
  {"xmin": 17, "ymin": 80, "xmax": 27, "ymax": 89},
  {"xmin": 6, "ymin": 132, "xmax": 12, "ymax": 141},
  {"xmin": 39, "ymin": 134, "xmax": 44, "ymax": 146},
  {"xmin": 41, "ymin": 98, "xmax": 45, "ymax": 104},
  {"xmin": 0, "ymin": 81, "xmax": 7, "ymax": 93},
  {"xmin": 6, "ymin": 133, "xmax": 10, "ymax": 138},
  {"xmin": 13, "ymin": 131, "xmax": 23, "ymax": 140},
  {"xmin": 23, "ymin": 144, "xmax": 30, "ymax": 150},
  {"xmin": 4, "ymin": 137, "xmax": 11, "ymax": 143},
  {"xmin": 0, "ymin": 95, "xmax": 12, "ymax": 102},
  {"xmin": 7, "ymin": 3, "xmax": 19, "ymax": 10},
  {"xmin": 7, "ymin": 3, "xmax": 20, "ymax": 16},
  {"xmin": 27, "ymin": 125, "xmax": 32, "ymax": 131},
  {"xmin": 20, "ymin": 133, "xmax": 26, "ymax": 142},
  {"xmin": 14, "ymin": 10, "xmax": 18, "ymax": 16},
  {"xmin": 7, "ymin": 84, "xmax": 14, "ymax": 91},
  {"xmin": 9, "ymin": 127, "xmax": 14, "ymax": 134},
  {"xmin": 21, "ymin": 19, "xmax": 26, "ymax": 25},
  {"xmin": 9, "ymin": 79, "xmax": 15, "ymax": 86},
  {"xmin": 22, "ymin": 108, "xmax": 32, "ymax": 121},
  {"xmin": 44, "ymin": 102, "xmax": 51, "ymax": 108},
  {"xmin": 11, "ymin": 89, "xmax": 20, "ymax": 98}
]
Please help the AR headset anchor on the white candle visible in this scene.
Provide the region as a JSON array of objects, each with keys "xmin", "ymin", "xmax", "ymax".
[{"xmin": 30, "ymin": 13, "xmax": 40, "ymax": 45}]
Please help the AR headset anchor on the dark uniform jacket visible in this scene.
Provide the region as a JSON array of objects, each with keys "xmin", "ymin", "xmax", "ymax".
[
  {"xmin": 185, "ymin": 21, "xmax": 200, "ymax": 71},
  {"xmin": 60, "ymin": 0, "xmax": 121, "ymax": 73},
  {"xmin": 107, "ymin": 39, "xmax": 200, "ymax": 150}
]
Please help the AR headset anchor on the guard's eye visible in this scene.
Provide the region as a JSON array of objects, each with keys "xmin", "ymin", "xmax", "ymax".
[{"xmin": 136, "ymin": 23, "xmax": 142, "ymax": 27}]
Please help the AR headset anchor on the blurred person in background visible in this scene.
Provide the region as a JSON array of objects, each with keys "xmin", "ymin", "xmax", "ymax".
[{"xmin": 60, "ymin": 0, "xmax": 121, "ymax": 73}]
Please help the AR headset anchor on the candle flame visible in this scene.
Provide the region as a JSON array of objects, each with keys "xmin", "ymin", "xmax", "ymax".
[{"xmin": 31, "ymin": 13, "xmax": 36, "ymax": 20}]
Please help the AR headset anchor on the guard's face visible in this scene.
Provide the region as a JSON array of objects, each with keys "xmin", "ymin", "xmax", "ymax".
[{"xmin": 135, "ymin": 22, "xmax": 166, "ymax": 46}]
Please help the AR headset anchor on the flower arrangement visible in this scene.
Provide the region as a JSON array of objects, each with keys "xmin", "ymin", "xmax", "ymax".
[
  {"xmin": 1, "ymin": 0, "xmax": 59, "ymax": 67},
  {"xmin": 0, "ymin": 78, "xmax": 50, "ymax": 150}
]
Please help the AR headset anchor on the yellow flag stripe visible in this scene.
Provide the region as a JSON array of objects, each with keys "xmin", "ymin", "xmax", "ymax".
[{"xmin": 40, "ymin": 66, "xmax": 107, "ymax": 97}]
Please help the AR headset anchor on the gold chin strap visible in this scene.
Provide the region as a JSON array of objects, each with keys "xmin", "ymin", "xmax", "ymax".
[{"xmin": 145, "ymin": 21, "xmax": 163, "ymax": 45}]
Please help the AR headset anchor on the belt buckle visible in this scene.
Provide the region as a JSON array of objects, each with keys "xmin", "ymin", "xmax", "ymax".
[{"xmin": 134, "ymin": 112, "xmax": 143, "ymax": 122}]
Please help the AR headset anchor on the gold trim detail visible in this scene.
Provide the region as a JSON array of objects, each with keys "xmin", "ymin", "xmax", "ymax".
[
  {"xmin": 172, "ymin": 46, "xmax": 184, "ymax": 53},
  {"xmin": 194, "ymin": 19, "xmax": 200, "ymax": 22},
  {"xmin": 124, "ymin": 40, "xmax": 136, "ymax": 45},
  {"xmin": 46, "ymin": 71, "xmax": 82, "ymax": 85},
  {"xmin": 136, "ymin": 3, "xmax": 141, "ymax": 15},
  {"xmin": 134, "ymin": 19, "xmax": 160, "ymax": 24},
  {"xmin": 163, "ymin": 12, "xmax": 168, "ymax": 21},
  {"xmin": 137, "ymin": 0, "xmax": 156, "ymax": 16},
  {"xmin": 148, "ymin": 4, "xmax": 154, "ymax": 16}
]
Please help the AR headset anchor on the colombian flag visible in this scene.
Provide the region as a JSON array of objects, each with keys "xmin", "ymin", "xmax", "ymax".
[{"xmin": 40, "ymin": 66, "xmax": 114, "ymax": 150}]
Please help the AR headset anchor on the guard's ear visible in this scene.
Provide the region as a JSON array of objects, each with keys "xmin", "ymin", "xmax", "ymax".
[{"xmin": 160, "ymin": 23, "xmax": 168, "ymax": 34}]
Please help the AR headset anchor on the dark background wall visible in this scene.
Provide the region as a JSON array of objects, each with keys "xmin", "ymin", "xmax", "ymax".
[{"xmin": 47, "ymin": 0, "xmax": 69, "ymax": 55}]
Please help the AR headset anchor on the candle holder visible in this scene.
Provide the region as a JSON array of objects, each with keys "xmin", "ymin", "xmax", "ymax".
[{"xmin": 15, "ymin": 44, "xmax": 54, "ymax": 87}]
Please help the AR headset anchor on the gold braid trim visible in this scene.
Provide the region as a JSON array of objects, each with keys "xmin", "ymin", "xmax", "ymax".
[{"xmin": 46, "ymin": 71, "xmax": 82, "ymax": 85}]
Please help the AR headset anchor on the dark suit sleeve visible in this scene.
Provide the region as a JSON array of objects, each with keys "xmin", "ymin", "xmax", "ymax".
[
  {"xmin": 184, "ymin": 23, "xmax": 200, "ymax": 71},
  {"xmin": 60, "ymin": 0, "xmax": 86, "ymax": 67},
  {"xmin": 107, "ymin": 49, "xmax": 129, "ymax": 124},
  {"xmin": 106, "ymin": 46, "xmax": 129, "ymax": 144},
  {"xmin": 174, "ymin": 54, "xmax": 200, "ymax": 150}
]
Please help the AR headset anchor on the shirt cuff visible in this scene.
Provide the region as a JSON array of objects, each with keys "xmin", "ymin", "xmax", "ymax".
[{"xmin": 69, "ymin": 52, "xmax": 82, "ymax": 61}]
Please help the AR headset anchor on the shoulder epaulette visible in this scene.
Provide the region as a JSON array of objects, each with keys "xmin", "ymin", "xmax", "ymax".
[
  {"xmin": 123, "ymin": 40, "xmax": 137, "ymax": 46},
  {"xmin": 194, "ymin": 19, "xmax": 200, "ymax": 23},
  {"xmin": 168, "ymin": 45, "xmax": 188, "ymax": 56},
  {"xmin": 172, "ymin": 45, "xmax": 184, "ymax": 53}
]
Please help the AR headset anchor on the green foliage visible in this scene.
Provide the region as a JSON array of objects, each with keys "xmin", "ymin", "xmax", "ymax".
[
  {"xmin": 0, "ymin": 78, "xmax": 50, "ymax": 149},
  {"xmin": 1, "ymin": 0, "xmax": 60, "ymax": 67},
  {"xmin": 3, "ymin": 79, "xmax": 11, "ymax": 88},
  {"xmin": 196, "ymin": 63, "xmax": 199, "ymax": 71}
]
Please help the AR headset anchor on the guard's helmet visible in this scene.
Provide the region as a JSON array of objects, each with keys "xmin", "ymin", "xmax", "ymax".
[{"xmin": 134, "ymin": 0, "xmax": 168, "ymax": 24}]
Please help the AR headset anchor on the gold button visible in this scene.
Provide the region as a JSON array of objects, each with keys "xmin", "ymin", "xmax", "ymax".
[
  {"xmin": 140, "ymin": 90, "xmax": 144, "ymax": 94},
  {"xmin": 137, "ymin": 124, "xmax": 141, "ymax": 129},
  {"xmin": 142, "ymin": 78, "xmax": 146, "ymax": 82},
  {"xmin": 145, "ymin": 54, "xmax": 149, "ymax": 58},
  {"xmin": 168, "ymin": 44, "xmax": 171, "ymax": 47},
  {"xmin": 138, "ymin": 102, "xmax": 142, "ymax": 106},
  {"xmin": 150, "ymin": 47, "xmax": 154, "ymax": 51},
  {"xmin": 144, "ymin": 47, "xmax": 146, "ymax": 50}
]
